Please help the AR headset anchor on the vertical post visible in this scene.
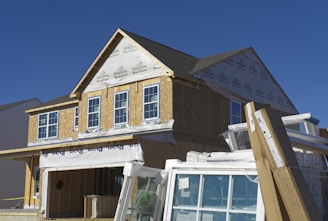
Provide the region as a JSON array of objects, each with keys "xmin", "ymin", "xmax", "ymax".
[
  {"xmin": 245, "ymin": 102, "xmax": 284, "ymax": 221},
  {"xmin": 246, "ymin": 102, "xmax": 323, "ymax": 221}
]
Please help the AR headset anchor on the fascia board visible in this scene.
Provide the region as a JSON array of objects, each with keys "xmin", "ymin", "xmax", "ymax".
[
  {"xmin": 70, "ymin": 28, "xmax": 124, "ymax": 98},
  {"xmin": 25, "ymin": 99, "xmax": 79, "ymax": 114},
  {"xmin": 0, "ymin": 134, "xmax": 135, "ymax": 160}
]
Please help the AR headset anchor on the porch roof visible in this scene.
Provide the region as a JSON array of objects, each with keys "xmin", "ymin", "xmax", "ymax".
[{"xmin": 0, "ymin": 135, "xmax": 135, "ymax": 161}]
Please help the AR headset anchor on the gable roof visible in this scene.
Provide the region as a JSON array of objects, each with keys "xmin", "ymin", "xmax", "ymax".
[
  {"xmin": 70, "ymin": 28, "xmax": 200, "ymax": 98},
  {"xmin": 26, "ymin": 28, "xmax": 297, "ymax": 114},
  {"xmin": 121, "ymin": 29, "xmax": 199, "ymax": 77}
]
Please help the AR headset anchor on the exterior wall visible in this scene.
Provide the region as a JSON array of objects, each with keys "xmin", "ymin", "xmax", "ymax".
[
  {"xmin": 27, "ymin": 104, "xmax": 79, "ymax": 144},
  {"xmin": 172, "ymin": 80, "xmax": 231, "ymax": 151},
  {"xmin": 27, "ymin": 115, "xmax": 38, "ymax": 143},
  {"xmin": 23, "ymin": 76, "xmax": 173, "ymax": 213},
  {"xmin": 27, "ymin": 76, "xmax": 173, "ymax": 144},
  {"xmin": 0, "ymin": 99, "xmax": 41, "ymax": 209},
  {"xmin": 79, "ymin": 76, "xmax": 172, "ymax": 132},
  {"xmin": 58, "ymin": 106, "xmax": 79, "ymax": 140}
]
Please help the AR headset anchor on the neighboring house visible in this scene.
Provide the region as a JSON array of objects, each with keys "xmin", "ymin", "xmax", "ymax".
[
  {"xmin": 0, "ymin": 28, "xmax": 297, "ymax": 219},
  {"xmin": 0, "ymin": 98, "xmax": 41, "ymax": 209}
]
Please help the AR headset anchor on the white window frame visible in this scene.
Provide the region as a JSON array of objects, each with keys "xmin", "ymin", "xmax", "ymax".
[
  {"xmin": 74, "ymin": 107, "xmax": 79, "ymax": 131},
  {"xmin": 143, "ymin": 84, "xmax": 160, "ymax": 121},
  {"xmin": 114, "ymin": 90, "xmax": 129, "ymax": 126},
  {"xmin": 164, "ymin": 169, "xmax": 264, "ymax": 221},
  {"xmin": 230, "ymin": 100, "xmax": 242, "ymax": 124},
  {"xmin": 38, "ymin": 111, "xmax": 59, "ymax": 139},
  {"xmin": 87, "ymin": 96, "xmax": 101, "ymax": 129},
  {"xmin": 115, "ymin": 162, "xmax": 167, "ymax": 221}
]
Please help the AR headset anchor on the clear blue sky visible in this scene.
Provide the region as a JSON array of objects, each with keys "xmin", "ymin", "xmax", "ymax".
[{"xmin": 1, "ymin": 1, "xmax": 327, "ymax": 127}]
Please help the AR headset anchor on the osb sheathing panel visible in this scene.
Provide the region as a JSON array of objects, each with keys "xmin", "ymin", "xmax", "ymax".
[
  {"xmin": 77, "ymin": 76, "xmax": 172, "ymax": 132},
  {"xmin": 80, "ymin": 89, "xmax": 110, "ymax": 131},
  {"xmin": 27, "ymin": 106, "xmax": 79, "ymax": 143},
  {"xmin": 27, "ymin": 76, "xmax": 172, "ymax": 143},
  {"xmin": 58, "ymin": 107, "xmax": 79, "ymax": 140},
  {"xmin": 172, "ymin": 81, "xmax": 231, "ymax": 148},
  {"xmin": 27, "ymin": 115, "xmax": 38, "ymax": 143}
]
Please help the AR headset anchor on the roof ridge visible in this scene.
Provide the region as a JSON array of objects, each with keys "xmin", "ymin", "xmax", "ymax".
[
  {"xmin": 120, "ymin": 28, "xmax": 198, "ymax": 59},
  {"xmin": 120, "ymin": 28, "xmax": 199, "ymax": 76}
]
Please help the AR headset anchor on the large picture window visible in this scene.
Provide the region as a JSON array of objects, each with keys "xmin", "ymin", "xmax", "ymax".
[
  {"xmin": 38, "ymin": 111, "xmax": 58, "ymax": 139},
  {"xmin": 168, "ymin": 172, "xmax": 261, "ymax": 221},
  {"xmin": 114, "ymin": 91, "xmax": 129, "ymax": 125},
  {"xmin": 88, "ymin": 97, "xmax": 101, "ymax": 128},
  {"xmin": 143, "ymin": 84, "xmax": 159, "ymax": 121}
]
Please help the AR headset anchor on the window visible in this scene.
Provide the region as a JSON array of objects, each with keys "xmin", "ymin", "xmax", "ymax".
[
  {"xmin": 114, "ymin": 91, "xmax": 129, "ymax": 125},
  {"xmin": 170, "ymin": 173, "xmax": 260, "ymax": 221},
  {"xmin": 126, "ymin": 176, "xmax": 159, "ymax": 220},
  {"xmin": 231, "ymin": 100, "xmax": 242, "ymax": 124},
  {"xmin": 88, "ymin": 97, "xmax": 101, "ymax": 128},
  {"xmin": 38, "ymin": 111, "xmax": 58, "ymax": 139},
  {"xmin": 34, "ymin": 166, "xmax": 40, "ymax": 197},
  {"xmin": 143, "ymin": 84, "xmax": 159, "ymax": 121},
  {"xmin": 74, "ymin": 107, "xmax": 79, "ymax": 130}
]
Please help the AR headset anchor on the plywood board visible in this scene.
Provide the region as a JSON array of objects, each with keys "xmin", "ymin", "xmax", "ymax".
[{"xmin": 247, "ymin": 102, "xmax": 323, "ymax": 221}]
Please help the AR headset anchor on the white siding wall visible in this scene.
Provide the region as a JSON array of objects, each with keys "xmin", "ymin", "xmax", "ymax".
[{"xmin": 0, "ymin": 99, "xmax": 41, "ymax": 209}]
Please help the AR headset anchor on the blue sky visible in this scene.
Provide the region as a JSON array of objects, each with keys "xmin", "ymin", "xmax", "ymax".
[{"xmin": 1, "ymin": 1, "xmax": 327, "ymax": 127}]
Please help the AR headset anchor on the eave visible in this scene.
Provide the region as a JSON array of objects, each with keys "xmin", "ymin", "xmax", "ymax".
[
  {"xmin": 25, "ymin": 99, "xmax": 79, "ymax": 114},
  {"xmin": 0, "ymin": 135, "xmax": 135, "ymax": 161}
]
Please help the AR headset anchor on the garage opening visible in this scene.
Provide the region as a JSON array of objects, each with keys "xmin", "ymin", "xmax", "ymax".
[{"xmin": 48, "ymin": 167, "xmax": 123, "ymax": 218}]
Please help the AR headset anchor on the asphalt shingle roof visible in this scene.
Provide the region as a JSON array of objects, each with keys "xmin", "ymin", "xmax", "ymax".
[
  {"xmin": 28, "ymin": 29, "xmax": 252, "ymax": 110},
  {"xmin": 122, "ymin": 29, "xmax": 199, "ymax": 77},
  {"xmin": 0, "ymin": 98, "xmax": 41, "ymax": 112}
]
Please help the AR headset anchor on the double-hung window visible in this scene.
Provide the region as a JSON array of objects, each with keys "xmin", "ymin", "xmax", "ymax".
[
  {"xmin": 230, "ymin": 100, "xmax": 242, "ymax": 124},
  {"xmin": 114, "ymin": 91, "xmax": 129, "ymax": 125},
  {"xmin": 74, "ymin": 107, "xmax": 79, "ymax": 130},
  {"xmin": 88, "ymin": 97, "xmax": 101, "ymax": 128},
  {"xmin": 38, "ymin": 111, "xmax": 58, "ymax": 139},
  {"xmin": 143, "ymin": 84, "xmax": 159, "ymax": 121}
]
